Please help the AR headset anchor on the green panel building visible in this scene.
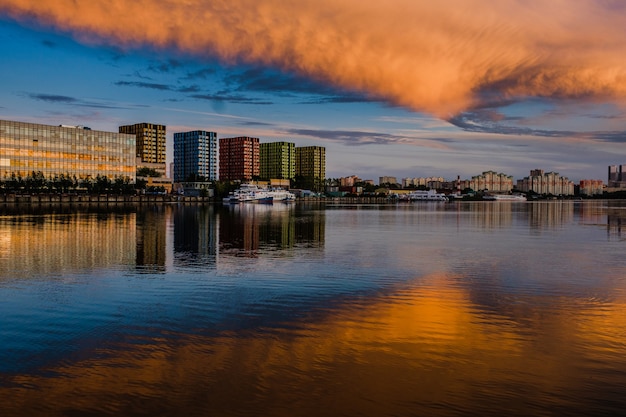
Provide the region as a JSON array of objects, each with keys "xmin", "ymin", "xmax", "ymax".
[{"xmin": 259, "ymin": 141, "xmax": 295, "ymax": 181}]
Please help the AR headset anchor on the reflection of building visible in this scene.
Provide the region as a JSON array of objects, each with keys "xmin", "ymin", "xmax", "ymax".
[
  {"xmin": 173, "ymin": 130, "xmax": 217, "ymax": 182},
  {"xmin": 528, "ymin": 201, "xmax": 574, "ymax": 229},
  {"xmin": 218, "ymin": 204, "xmax": 325, "ymax": 257},
  {"xmin": 296, "ymin": 146, "xmax": 325, "ymax": 182},
  {"xmin": 219, "ymin": 137, "xmax": 260, "ymax": 181},
  {"xmin": 517, "ymin": 169, "xmax": 575, "ymax": 195},
  {"xmin": 0, "ymin": 209, "xmax": 137, "ymax": 278},
  {"xmin": 260, "ymin": 141, "xmax": 295, "ymax": 181},
  {"xmin": 173, "ymin": 206, "xmax": 217, "ymax": 268},
  {"xmin": 0, "ymin": 119, "xmax": 136, "ymax": 181},
  {"xmin": 135, "ymin": 206, "xmax": 168, "ymax": 270}
]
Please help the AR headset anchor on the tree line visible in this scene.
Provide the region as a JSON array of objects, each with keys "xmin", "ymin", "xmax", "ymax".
[{"xmin": 1, "ymin": 171, "xmax": 139, "ymax": 194}]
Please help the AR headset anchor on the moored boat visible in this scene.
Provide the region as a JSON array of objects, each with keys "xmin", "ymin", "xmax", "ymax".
[
  {"xmin": 223, "ymin": 184, "xmax": 296, "ymax": 203},
  {"xmin": 483, "ymin": 193, "xmax": 527, "ymax": 201},
  {"xmin": 406, "ymin": 189, "xmax": 448, "ymax": 201}
]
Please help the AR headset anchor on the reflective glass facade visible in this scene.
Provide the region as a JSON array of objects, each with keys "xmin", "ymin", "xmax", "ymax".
[{"xmin": 0, "ymin": 119, "xmax": 136, "ymax": 181}]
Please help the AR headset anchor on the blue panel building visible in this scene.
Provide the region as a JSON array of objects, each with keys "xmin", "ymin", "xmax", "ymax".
[{"xmin": 173, "ymin": 130, "xmax": 217, "ymax": 182}]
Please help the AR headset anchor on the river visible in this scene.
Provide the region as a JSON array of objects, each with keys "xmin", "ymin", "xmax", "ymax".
[{"xmin": 1, "ymin": 200, "xmax": 625, "ymax": 416}]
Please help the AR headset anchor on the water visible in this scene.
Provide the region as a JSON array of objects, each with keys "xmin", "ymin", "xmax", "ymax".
[{"xmin": 0, "ymin": 201, "xmax": 625, "ymax": 416}]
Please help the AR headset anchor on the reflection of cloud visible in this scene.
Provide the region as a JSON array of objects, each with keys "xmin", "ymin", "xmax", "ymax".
[
  {"xmin": 5, "ymin": 0, "xmax": 626, "ymax": 117},
  {"xmin": 4, "ymin": 272, "xmax": 626, "ymax": 416}
]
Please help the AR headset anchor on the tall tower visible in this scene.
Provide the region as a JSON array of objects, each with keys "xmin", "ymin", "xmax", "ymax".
[
  {"xmin": 259, "ymin": 141, "xmax": 295, "ymax": 180},
  {"xmin": 173, "ymin": 130, "xmax": 217, "ymax": 182},
  {"xmin": 119, "ymin": 123, "xmax": 167, "ymax": 176},
  {"xmin": 295, "ymin": 146, "xmax": 325, "ymax": 190},
  {"xmin": 219, "ymin": 137, "xmax": 260, "ymax": 181}
]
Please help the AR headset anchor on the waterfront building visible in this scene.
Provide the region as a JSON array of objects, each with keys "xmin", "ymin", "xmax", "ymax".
[
  {"xmin": 295, "ymin": 146, "xmax": 325, "ymax": 182},
  {"xmin": 379, "ymin": 176, "xmax": 398, "ymax": 185},
  {"xmin": 608, "ymin": 164, "xmax": 626, "ymax": 187},
  {"xmin": 119, "ymin": 122, "xmax": 167, "ymax": 176},
  {"xmin": 173, "ymin": 130, "xmax": 217, "ymax": 182},
  {"xmin": 219, "ymin": 136, "xmax": 260, "ymax": 181},
  {"xmin": 402, "ymin": 176, "xmax": 445, "ymax": 189},
  {"xmin": 468, "ymin": 171, "xmax": 513, "ymax": 192},
  {"xmin": 580, "ymin": 179, "xmax": 604, "ymax": 196},
  {"xmin": 516, "ymin": 169, "xmax": 575, "ymax": 195},
  {"xmin": 259, "ymin": 141, "xmax": 295, "ymax": 181},
  {"xmin": 339, "ymin": 175, "xmax": 361, "ymax": 187},
  {"xmin": 0, "ymin": 119, "xmax": 136, "ymax": 182}
]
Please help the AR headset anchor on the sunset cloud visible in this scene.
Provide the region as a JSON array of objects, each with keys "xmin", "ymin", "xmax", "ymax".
[{"xmin": 2, "ymin": 0, "xmax": 626, "ymax": 118}]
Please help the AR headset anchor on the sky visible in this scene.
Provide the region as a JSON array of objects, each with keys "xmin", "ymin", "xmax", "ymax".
[{"xmin": 1, "ymin": 0, "xmax": 626, "ymax": 183}]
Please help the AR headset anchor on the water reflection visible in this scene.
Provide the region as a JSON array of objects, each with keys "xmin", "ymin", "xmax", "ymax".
[
  {"xmin": 1, "ymin": 201, "xmax": 626, "ymax": 416},
  {"xmin": 2, "ymin": 272, "xmax": 626, "ymax": 416}
]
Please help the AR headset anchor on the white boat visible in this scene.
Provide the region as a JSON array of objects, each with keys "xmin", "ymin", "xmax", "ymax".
[
  {"xmin": 267, "ymin": 188, "xmax": 296, "ymax": 202},
  {"xmin": 223, "ymin": 184, "xmax": 295, "ymax": 203},
  {"xmin": 483, "ymin": 193, "xmax": 527, "ymax": 201},
  {"xmin": 406, "ymin": 189, "xmax": 448, "ymax": 201},
  {"xmin": 222, "ymin": 184, "xmax": 265, "ymax": 203}
]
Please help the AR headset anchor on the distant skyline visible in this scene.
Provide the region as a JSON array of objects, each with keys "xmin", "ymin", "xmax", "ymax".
[{"xmin": 1, "ymin": 0, "xmax": 626, "ymax": 182}]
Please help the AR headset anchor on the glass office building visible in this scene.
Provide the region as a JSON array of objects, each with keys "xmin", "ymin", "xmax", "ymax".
[{"xmin": 0, "ymin": 119, "xmax": 136, "ymax": 181}]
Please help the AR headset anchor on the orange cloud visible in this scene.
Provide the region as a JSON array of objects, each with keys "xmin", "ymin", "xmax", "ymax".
[{"xmin": 2, "ymin": 0, "xmax": 626, "ymax": 116}]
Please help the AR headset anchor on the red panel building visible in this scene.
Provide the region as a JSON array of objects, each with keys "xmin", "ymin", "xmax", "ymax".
[{"xmin": 219, "ymin": 137, "xmax": 260, "ymax": 181}]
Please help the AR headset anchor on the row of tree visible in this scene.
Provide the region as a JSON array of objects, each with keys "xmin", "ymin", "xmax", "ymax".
[{"xmin": 1, "ymin": 171, "xmax": 142, "ymax": 194}]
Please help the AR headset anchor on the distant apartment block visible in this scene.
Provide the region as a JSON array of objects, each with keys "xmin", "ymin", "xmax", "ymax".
[
  {"xmin": 608, "ymin": 164, "xmax": 626, "ymax": 187},
  {"xmin": 339, "ymin": 175, "xmax": 361, "ymax": 187},
  {"xmin": 259, "ymin": 141, "xmax": 295, "ymax": 180},
  {"xmin": 379, "ymin": 176, "xmax": 398, "ymax": 185},
  {"xmin": 173, "ymin": 130, "xmax": 217, "ymax": 182},
  {"xmin": 580, "ymin": 179, "xmax": 604, "ymax": 196},
  {"xmin": 295, "ymin": 146, "xmax": 325, "ymax": 181},
  {"xmin": 219, "ymin": 136, "xmax": 260, "ymax": 181},
  {"xmin": 468, "ymin": 171, "xmax": 513, "ymax": 192},
  {"xmin": 517, "ymin": 169, "xmax": 575, "ymax": 195},
  {"xmin": 0, "ymin": 119, "xmax": 136, "ymax": 181},
  {"xmin": 403, "ymin": 176, "xmax": 445, "ymax": 189}
]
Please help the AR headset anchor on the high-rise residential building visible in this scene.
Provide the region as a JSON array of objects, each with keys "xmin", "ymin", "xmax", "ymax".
[
  {"xmin": 173, "ymin": 130, "xmax": 217, "ymax": 182},
  {"xmin": 517, "ymin": 169, "xmax": 575, "ymax": 195},
  {"xmin": 295, "ymin": 146, "xmax": 325, "ymax": 182},
  {"xmin": 580, "ymin": 179, "xmax": 604, "ymax": 196},
  {"xmin": 379, "ymin": 176, "xmax": 398, "ymax": 185},
  {"xmin": 0, "ymin": 119, "xmax": 136, "ymax": 181},
  {"xmin": 119, "ymin": 122, "xmax": 167, "ymax": 176},
  {"xmin": 219, "ymin": 136, "xmax": 260, "ymax": 181},
  {"xmin": 259, "ymin": 141, "xmax": 295, "ymax": 180},
  {"xmin": 608, "ymin": 164, "xmax": 626, "ymax": 187},
  {"xmin": 468, "ymin": 171, "xmax": 513, "ymax": 192}
]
